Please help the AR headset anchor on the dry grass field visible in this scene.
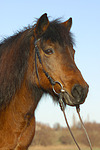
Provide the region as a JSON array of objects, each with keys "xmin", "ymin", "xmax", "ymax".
[
  {"xmin": 28, "ymin": 122, "xmax": 100, "ymax": 150},
  {"xmin": 29, "ymin": 145, "xmax": 100, "ymax": 150}
]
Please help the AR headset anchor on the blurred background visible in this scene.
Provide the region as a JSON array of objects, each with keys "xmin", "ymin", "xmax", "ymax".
[{"xmin": 0, "ymin": 0, "xmax": 100, "ymax": 130}]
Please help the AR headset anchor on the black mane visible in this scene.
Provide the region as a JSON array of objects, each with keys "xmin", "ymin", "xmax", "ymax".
[
  {"xmin": 0, "ymin": 18, "xmax": 74, "ymax": 109},
  {"xmin": 0, "ymin": 27, "xmax": 34, "ymax": 109}
]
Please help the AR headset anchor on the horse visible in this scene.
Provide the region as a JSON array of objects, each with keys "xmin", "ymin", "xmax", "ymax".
[{"xmin": 0, "ymin": 13, "xmax": 89, "ymax": 149}]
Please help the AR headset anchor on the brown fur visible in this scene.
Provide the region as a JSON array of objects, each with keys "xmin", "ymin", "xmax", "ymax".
[{"xmin": 0, "ymin": 13, "xmax": 88, "ymax": 149}]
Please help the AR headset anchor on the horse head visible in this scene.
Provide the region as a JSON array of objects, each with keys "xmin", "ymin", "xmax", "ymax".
[{"xmin": 32, "ymin": 13, "xmax": 89, "ymax": 107}]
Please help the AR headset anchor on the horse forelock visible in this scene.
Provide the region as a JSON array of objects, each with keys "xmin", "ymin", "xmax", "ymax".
[{"xmin": 42, "ymin": 19, "xmax": 75, "ymax": 46}]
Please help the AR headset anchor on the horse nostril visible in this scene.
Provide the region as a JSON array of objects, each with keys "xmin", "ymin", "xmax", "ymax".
[{"xmin": 71, "ymin": 84, "xmax": 88, "ymax": 103}]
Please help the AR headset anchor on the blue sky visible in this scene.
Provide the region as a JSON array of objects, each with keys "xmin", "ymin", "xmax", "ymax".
[{"xmin": 0, "ymin": 0, "xmax": 100, "ymax": 127}]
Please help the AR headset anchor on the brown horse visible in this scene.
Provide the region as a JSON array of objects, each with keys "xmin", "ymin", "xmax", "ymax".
[{"xmin": 0, "ymin": 13, "xmax": 88, "ymax": 149}]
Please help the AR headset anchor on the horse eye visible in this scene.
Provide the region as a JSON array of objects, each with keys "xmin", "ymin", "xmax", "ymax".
[{"xmin": 43, "ymin": 48, "xmax": 54, "ymax": 55}]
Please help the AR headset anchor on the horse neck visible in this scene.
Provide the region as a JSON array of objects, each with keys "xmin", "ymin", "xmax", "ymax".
[
  {"xmin": 0, "ymin": 75, "xmax": 43, "ymax": 149},
  {"xmin": 12, "ymin": 79, "xmax": 43, "ymax": 114}
]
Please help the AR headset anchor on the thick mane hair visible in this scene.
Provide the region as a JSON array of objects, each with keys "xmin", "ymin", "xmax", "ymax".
[
  {"xmin": 0, "ymin": 18, "xmax": 74, "ymax": 109},
  {"xmin": 0, "ymin": 27, "xmax": 34, "ymax": 109}
]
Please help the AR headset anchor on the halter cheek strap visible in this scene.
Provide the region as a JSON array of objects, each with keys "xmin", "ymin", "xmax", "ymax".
[{"xmin": 34, "ymin": 38, "xmax": 56, "ymax": 86}]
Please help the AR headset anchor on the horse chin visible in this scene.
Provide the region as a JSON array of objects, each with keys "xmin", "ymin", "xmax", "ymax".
[
  {"xmin": 52, "ymin": 91, "xmax": 84, "ymax": 107},
  {"xmin": 52, "ymin": 92, "xmax": 75, "ymax": 106},
  {"xmin": 62, "ymin": 92, "xmax": 83, "ymax": 107},
  {"xmin": 62, "ymin": 92, "xmax": 75, "ymax": 106}
]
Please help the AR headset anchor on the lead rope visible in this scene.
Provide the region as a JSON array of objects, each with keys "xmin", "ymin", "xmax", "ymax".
[
  {"xmin": 76, "ymin": 106, "xmax": 93, "ymax": 150},
  {"xmin": 59, "ymin": 93, "xmax": 81, "ymax": 150},
  {"xmin": 59, "ymin": 93, "xmax": 93, "ymax": 150}
]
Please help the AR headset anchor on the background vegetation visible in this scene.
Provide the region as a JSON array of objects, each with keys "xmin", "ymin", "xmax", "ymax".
[{"xmin": 29, "ymin": 121, "xmax": 100, "ymax": 149}]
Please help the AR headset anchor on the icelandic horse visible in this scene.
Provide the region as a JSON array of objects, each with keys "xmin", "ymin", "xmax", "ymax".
[{"xmin": 0, "ymin": 13, "xmax": 88, "ymax": 149}]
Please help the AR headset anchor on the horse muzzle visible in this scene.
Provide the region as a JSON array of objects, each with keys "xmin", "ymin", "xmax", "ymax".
[{"xmin": 62, "ymin": 84, "xmax": 89, "ymax": 106}]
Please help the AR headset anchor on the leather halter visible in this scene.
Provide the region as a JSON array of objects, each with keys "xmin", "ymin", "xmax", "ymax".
[
  {"xmin": 34, "ymin": 38, "xmax": 55, "ymax": 85},
  {"xmin": 34, "ymin": 38, "xmax": 64, "ymax": 95}
]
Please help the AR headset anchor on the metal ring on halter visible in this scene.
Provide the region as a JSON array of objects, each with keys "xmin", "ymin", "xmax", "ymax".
[{"xmin": 52, "ymin": 81, "xmax": 65, "ymax": 95}]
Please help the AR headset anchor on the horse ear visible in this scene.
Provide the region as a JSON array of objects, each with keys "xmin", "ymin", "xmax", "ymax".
[
  {"xmin": 62, "ymin": 18, "xmax": 72, "ymax": 31},
  {"xmin": 34, "ymin": 13, "xmax": 49, "ymax": 38}
]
